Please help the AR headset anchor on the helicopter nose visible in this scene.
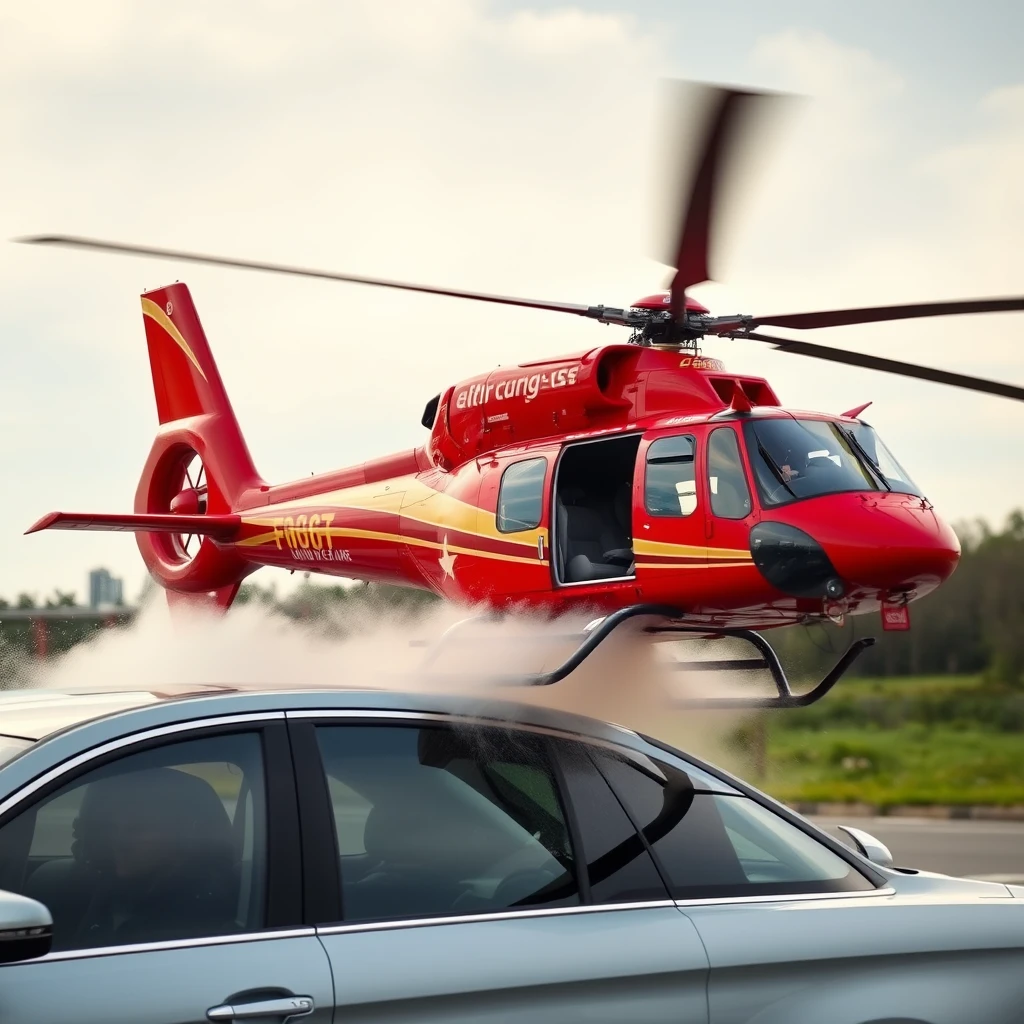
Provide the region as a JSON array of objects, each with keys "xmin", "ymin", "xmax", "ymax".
[
  {"xmin": 824, "ymin": 496, "xmax": 961, "ymax": 593},
  {"xmin": 751, "ymin": 495, "xmax": 960, "ymax": 600}
]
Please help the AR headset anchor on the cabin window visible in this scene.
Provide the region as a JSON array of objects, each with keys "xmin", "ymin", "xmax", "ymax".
[
  {"xmin": 645, "ymin": 435, "xmax": 697, "ymax": 517},
  {"xmin": 707, "ymin": 428, "xmax": 752, "ymax": 520},
  {"xmin": 497, "ymin": 457, "xmax": 547, "ymax": 532}
]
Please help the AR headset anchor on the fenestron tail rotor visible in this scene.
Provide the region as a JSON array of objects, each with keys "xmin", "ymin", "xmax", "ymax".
[
  {"xmin": 15, "ymin": 79, "xmax": 1024, "ymax": 402},
  {"xmin": 167, "ymin": 448, "xmax": 209, "ymax": 565}
]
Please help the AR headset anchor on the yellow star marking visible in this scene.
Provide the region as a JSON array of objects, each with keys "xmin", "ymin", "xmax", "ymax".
[{"xmin": 438, "ymin": 534, "xmax": 457, "ymax": 580}]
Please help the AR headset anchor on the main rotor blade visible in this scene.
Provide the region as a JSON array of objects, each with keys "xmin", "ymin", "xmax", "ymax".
[
  {"xmin": 666, "ymin": 84, "xmax": 786, "ymax": 317},
  {"xmin": 710, "ymin": 297, "xmax": 1024, "ymax": 332},
  {"xmin": 734, "ymin": 330, "xmax": 1024, "ymax": 402},
  {"xmin": 17, "ymin": 235, "xmax": 637, "ymax": 325}
]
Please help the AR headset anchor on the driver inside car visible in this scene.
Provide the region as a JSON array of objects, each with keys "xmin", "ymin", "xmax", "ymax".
[{"xmin": 67, "ymin": 767, "xmax": 238, "ymax": 948}]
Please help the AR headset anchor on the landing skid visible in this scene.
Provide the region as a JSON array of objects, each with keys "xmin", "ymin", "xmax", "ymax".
[{"xmin": 416, "ymin": 603, "xmax": 875, "ymax": 709}]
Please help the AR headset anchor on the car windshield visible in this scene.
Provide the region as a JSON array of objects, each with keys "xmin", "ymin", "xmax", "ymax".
[
  {"xmin": 743, "ymin": 417, "xmax": 883, "ymax": 507},
  {"xmin": 0, "ymin": 735, "xmax": 31, "ymax": 767}
]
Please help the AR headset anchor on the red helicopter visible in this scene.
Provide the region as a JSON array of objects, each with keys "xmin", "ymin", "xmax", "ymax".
[{"xmin": 21, "ymin": 84, "xmax": 1024, "ymax": 706}]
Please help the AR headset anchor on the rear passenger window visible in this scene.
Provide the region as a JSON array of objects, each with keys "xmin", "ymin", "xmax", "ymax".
[
  {"xmin": 316, "ymin": 725, "xmax": 580, "ymax": 922},
  {"xmin": 497, "ymin": 457, "xmax": 547, "ymax": 532},
  {"xmin": 0, "ymin": 732, "xmax": 267, "ymax": 952},
  {"xmin": 591, "ymin": 749, "xmax": 875, "ymax": 899}
]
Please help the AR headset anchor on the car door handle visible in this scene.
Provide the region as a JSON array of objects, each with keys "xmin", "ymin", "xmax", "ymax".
[{"xmin": 207, "ymin": 995, "xmax": 314, "ymax": 1021}]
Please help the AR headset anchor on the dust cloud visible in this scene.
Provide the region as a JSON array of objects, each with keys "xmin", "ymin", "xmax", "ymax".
[{"xmin": 7, "ymin": 592, "xmax": 771, "ymax": 779}]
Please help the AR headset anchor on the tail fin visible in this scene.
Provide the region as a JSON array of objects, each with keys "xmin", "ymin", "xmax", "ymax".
[
  {"xmin": 27, "ymin": 281, "xmax": 264, "ymax": 612},
  {"xmin": 140, "ymin": 283, "xmax": 260, "ymax": 507}
]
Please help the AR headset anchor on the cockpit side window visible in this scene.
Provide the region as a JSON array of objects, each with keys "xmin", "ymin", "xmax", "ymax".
[
  {"xmin": 645, "ymin": 435, "xmax": 697, "ymax": 517},
  {"xmin": 707, "ymin": 428, "xmax": 752, "ymax": 520}
]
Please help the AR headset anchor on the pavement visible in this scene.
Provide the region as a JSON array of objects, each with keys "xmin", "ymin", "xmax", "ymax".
[{"xmin": 811, "ymin": 815, "xmax": 1024, "ymax": 883}]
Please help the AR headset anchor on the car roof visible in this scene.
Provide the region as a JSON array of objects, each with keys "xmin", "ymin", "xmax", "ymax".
[
  {"xmin": 0, "ymin": 680, "xmax": 640, "ymax": 746},
  {"xmin": 0, "ymin": 680, "xmax": 745, "ymax": 808},
  {"xmin": 0, "ymin": 683, "xmax": 241, "ymax": 741}
]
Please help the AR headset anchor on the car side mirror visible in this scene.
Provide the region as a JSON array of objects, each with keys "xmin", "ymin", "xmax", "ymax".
[
  {"xmin": 0, "ymin": 890, "xmax": 53, "ymax": 964},
  {"xmin": 837, "ymin": 824, "xmax": 894, "ymax": 868}
]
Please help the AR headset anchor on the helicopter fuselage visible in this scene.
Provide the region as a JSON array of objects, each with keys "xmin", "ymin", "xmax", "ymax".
[{"xmin": 217, "ymin": 344, "xmax": 959, "ymax": 630}]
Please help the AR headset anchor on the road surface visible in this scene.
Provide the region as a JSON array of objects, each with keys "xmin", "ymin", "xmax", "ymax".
[{"xmin": 812, "ymin": 816, "xmax": 1024, "ymax": 883}]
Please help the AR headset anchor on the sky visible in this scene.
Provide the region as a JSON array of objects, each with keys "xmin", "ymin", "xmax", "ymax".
[{"xmin": 2, "ymin": 0, "xmax": 1023, "ymax": 605}]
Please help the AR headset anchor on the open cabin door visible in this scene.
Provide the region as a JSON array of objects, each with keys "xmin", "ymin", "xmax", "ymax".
[{"xmin": 550, "ymin": 433, "xmax": 642, "ymax": 601}]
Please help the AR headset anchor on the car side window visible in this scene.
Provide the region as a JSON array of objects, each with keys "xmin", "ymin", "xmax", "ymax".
[
  {"xmin": 554, "ymin": 742, "xmax": 669, "ymax": 904},
  {"xmin": 707, "ymin": 427, "xmax": 752, "ymax": 520},
  {"xmin": 315, "ymin": 724, "xmax": 580, "ymax": 922},
  {"xmin": 0, "ymin": 732, "xmax": 266, "ymax": 953},
  {"xmin": 591, "ymin": 749, "xmax": 875, "ymax": 899},
  {"xmin": 645, "ymin": 435, "xmax": 697, "ymax": 516},
  {"xmin": 497, "ymin": 457, "xmax": 547, "ymax": 532}
]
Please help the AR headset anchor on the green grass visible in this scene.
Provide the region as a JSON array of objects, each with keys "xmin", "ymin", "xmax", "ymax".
[
  {"xmin": 839, "ymin": 674, "xmax": 986, "ymax": 695},
  {"xmin": 760, "ymin": 726, "xmax": 1024, "ymax": 807},
  {"xmin": 741, "ymin": 674, "xmax": 1024, "ymax": 808}
]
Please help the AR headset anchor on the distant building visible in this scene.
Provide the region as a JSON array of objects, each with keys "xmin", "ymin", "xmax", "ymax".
[{"xmin": 88, "ymin": 568, "xmax": 123, "ymax": 609}]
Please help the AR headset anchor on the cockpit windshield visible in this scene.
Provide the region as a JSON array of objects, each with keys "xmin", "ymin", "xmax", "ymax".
[
  {"xmin": 743, "ymin": 417, "xmax": 923, "ymax": 508},
  {"xmin": 847, "ymin": 421, "xmax": 923, "ymax": 496}
]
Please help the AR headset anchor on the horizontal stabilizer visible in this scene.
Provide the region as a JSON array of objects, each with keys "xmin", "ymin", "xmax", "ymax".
[{"xmin": 26, "ymin": 511, "xmax": 241, "ymax": 542}]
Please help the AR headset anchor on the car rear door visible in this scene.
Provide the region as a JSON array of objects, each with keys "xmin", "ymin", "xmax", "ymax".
[
  {"xmin": 0, "ymin": 716, "xmax": 334, "ymax": 1024},
  {"xmin": 289, "ymin": 712, "xmax": 709, "ymax": 1024}
]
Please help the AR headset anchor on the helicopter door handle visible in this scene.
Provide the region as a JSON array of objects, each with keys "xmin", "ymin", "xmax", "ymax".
[{"xmin": 538, "ymin": 535, "xmax": 545, "ymax": 560}]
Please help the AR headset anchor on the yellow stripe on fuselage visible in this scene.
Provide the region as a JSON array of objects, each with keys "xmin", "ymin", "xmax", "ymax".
[
  {"xmin": 634, "ymin": 538, "xmax": 752, "ymax": 560},
  {"xmin": 239, "ymin": 475, "xmax": 752, "ymax": 569},
  {"xmin": 236, "ymin": 522, "xmax": 547, "ymax": 567},
  {"xmin": 253, "ymin": 474, "xmax": 543, "ymax": 550},
  {"xmin": 636, "ymin": 562, "xmax": 752, "ymax": 570}
]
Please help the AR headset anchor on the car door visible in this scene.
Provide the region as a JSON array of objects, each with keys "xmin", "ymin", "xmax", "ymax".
[
  {"xmin": 0, "ymin": 717, "xmax": 333, "ymax": 1024},
  {"xmin": 585, "ymin": 740, "xmax": 1024, "ymax": 1024},
  {"xmin": 289, "ymin": 713, "xmax": 709, "ymax": 1024}
]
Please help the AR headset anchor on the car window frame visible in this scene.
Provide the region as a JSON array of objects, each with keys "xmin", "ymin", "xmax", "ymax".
[
  {"xmin": 286, "ymin": 710, "xmax": 892, "ymax": 936},
  {"xmin": 0, "ymin": 715, "xmax": 304, "ymax": 960},
  {"xmin": 290, "ymin": 716, "xmax": 591, "ymax": 927},
  {"xmin": 635, "ymin": 731, "xmax": 891, "ymax": 890}
]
